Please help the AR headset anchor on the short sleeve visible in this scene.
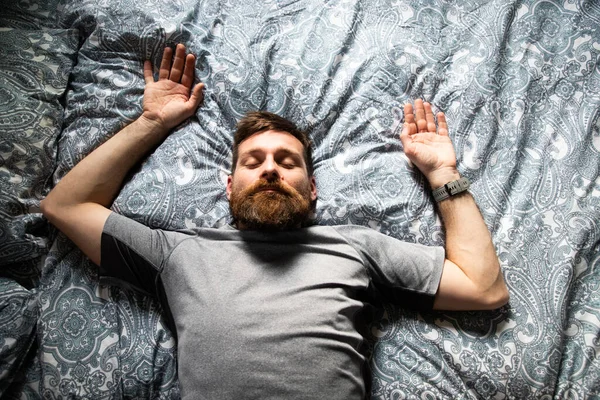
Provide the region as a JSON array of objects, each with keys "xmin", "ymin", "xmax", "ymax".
[
  {"xmin": 101, "ymin": 212, "xmax": 188, "ymax": 295},
  {"xmin": 333, "ymin": 225, "xmax": 445, "ymax": 310}
]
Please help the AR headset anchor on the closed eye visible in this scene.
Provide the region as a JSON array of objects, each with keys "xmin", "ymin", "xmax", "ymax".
[{"xmin": 241, "ymin": 156, "xmax": 261, "ymax": 168}]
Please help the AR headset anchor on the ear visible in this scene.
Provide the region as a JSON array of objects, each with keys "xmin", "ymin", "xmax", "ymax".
[
  {"xmin": 310, "ymin": 176, "xmax": 317, "ymax": 201},
  {"xmin": 226, "ymin": 175, "xmax": 233, "ymax": 200}
]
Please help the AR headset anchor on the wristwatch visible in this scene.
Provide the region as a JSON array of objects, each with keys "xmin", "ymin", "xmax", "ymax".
[{"xmin": 432, "ymin": 177, "xmax": 470, "ymax": 202}]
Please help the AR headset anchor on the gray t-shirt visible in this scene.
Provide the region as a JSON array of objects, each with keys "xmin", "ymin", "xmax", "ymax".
[{"xmin": 101, "ymin": 212, "xmax": 444, "ymax": 400}]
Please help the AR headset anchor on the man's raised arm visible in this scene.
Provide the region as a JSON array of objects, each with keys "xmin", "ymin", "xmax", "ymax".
[
  {"xmin": 400, "ymin": 100, "xmax": 509, "ymax": 310},
  {"xmin": 41, "ymin": 44, "xmax": 204, "ymax": 266}
]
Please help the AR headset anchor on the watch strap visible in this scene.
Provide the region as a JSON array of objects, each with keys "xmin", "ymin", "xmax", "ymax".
[{"xmin": 432, "ymin": 177, "xmax": 470, "ymax": 202}]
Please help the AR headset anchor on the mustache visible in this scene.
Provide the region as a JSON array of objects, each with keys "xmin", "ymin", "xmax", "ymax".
[
  {"xmin": 229, "ymin": 176, "xmax": 314, "ymax": 231},
  {"xmin": 246, "ymin": 179, "xmax": 296, "ymax": 197}
]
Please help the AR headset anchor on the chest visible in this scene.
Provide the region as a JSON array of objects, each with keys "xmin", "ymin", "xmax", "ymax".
[{"xmin": 160, "ymin": 239, "xmax": 371, "ymax": 333}]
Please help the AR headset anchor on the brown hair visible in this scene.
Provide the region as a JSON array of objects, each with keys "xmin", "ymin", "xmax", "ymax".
[{"xmin": 232, "ymin": 111, "xmax": 314, "ymax": 176}]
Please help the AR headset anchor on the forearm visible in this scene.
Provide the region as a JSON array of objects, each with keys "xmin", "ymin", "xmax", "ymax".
[
  {"xmin": 436, "ymin": 190, "xmax": 508, "ymax": 306},
  {"xmin": 438, "ymin": 191, "xmax": 499, "ymax": 277},
  {"xmin": 42, "ymin": 117, "xmax": 167, "ymax": 212}
]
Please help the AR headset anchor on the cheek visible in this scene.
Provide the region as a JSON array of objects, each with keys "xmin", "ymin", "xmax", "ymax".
[
  {"xmin": 229, "ymin": 174, "xmax": 252, "ymax": 193},
  {"xmin": 286, "ymin": 174, "xmax": 311, "ymax": 191}
]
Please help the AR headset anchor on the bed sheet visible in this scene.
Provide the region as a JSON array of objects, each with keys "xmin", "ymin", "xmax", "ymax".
[
  {"xmin": 1, "ymin": 0, "xmax": 600, "ymax": 398},
  {"xmin": 0, "ymin": 4, "xmax": 79, "ymax": 394}
]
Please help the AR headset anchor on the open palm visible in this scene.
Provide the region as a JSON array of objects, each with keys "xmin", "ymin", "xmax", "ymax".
[
  {"xmin": 400, "ymin": 100, "xmax": 460, "ymax": 189},
  {"xmin": 142, "ymin": 44, "xmax": 205, "ymax": 132}
]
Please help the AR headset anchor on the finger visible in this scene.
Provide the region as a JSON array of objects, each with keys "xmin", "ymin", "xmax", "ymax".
[
  {"xmin": 424, "ymin": 102, "xmax": 436, "ymax": 133},
  {"xmin": 180, "ymin": 53, "xmax": 196, "ymax": 88},
  {"xmin": 187, "ymin": 82, "xmax": 206, "ymax": 111},
  {"xmin": 437, "ymin": 112, "xmax": 449, "ymax": 136},
  {"xmin": 403, "ymin": 103, "xmax": 417, "ymax": 135},
  {"xmin": 170, "ymin": 44, "xmax": 186, "ymax": 82},
  {"xmin": 143, "ymin": 60, "xmax": 154, "ymax": 84},
  {"xmin": 400, "ymin": 123, "xmax": 411, "ymax": 143},
  {"xmin": 159, "ymin": 47, "xmax": 173, "ymax": 80},
  {"xmin": 401, "ymin": 122, "xmax": 417, "ymax": 140},
  {"xmin": 414, "ymin": 99, "xmax": 427, "ymax": 133},
  {"xmin": 403, "ymin": 103, "xmax": 414, "ymax": 120}
]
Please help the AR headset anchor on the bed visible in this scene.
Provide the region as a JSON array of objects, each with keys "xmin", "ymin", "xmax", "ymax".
[{"xmin": 1, "ymin": 0, "xmax": 599, "ymax": 398}]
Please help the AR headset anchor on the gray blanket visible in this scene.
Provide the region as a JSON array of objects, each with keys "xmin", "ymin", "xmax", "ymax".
[{"xmin": 1, "ymin": 0, "xmax": 599, "ymax": 398}]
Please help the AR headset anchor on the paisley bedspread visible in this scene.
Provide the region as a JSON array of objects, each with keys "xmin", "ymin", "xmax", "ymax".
[{"xmin": 1, "ymin": 0, "xmax": 599, "ymax": 398}]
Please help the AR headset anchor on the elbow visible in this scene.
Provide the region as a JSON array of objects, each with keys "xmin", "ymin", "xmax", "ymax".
[
  {"xmin": 482, "ymin": 275, "xmax": 510, "ymax": 310},
  {"xmin": 498, "ymin": 283, "xmax": 510, "ymax": 307},
  {"xmin": 479, "ymin": 256, "xmax": 510, "ymax": 310},
  {"xmin": 40, "ymin": 198, "xmax": 51, "ymax": 219},
  {"xmin": 485, "ymin": 285, "xmax": 510, "ymax": 310},
  {"xmin": 40, "ymin": 197, "xmax": 59, "ymax": 224}
]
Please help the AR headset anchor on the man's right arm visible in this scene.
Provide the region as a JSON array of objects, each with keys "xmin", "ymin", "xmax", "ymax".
[{"xmin": 41, "ymin": 44, "xmax": 204, "ymax": 266}]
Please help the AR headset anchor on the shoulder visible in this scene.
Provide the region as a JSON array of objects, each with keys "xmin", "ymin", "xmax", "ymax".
[
  {"xmin": 105, "ymin": 212, "xmax": 225, "ymax": 238},
  {"xmin": 328, "ymin": 224, "xmax": 398, "ymax": 246},
  {"xmin": 103, "ymin": 213, "xmax": 219, "ymax": 257},
  {"xmin": 326, "ymin": 224, "xmax": 445, "ymax": 266}
]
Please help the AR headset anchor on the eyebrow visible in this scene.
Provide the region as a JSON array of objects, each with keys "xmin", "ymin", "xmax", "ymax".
[{"xmin": 241, "ymin": 148, "xmax": 303, "ymax": 161}]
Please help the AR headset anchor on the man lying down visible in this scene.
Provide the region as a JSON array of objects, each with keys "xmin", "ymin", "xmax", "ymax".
[{"xmin": 41, "ymin": 44, "xmax": 509, "ymax": 399}]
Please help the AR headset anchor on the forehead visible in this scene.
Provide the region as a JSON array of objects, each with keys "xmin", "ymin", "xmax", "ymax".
[{"xmin": 238, "ymin": 130, "xmax": 304, "ymax": 155}]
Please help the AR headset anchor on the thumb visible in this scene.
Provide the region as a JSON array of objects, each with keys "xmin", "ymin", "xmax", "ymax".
[
  {"xmin": 399, "ymin": 123, "xmax": 412, "ymax": 144},
  {"xmin": 188, "ymin": 83, "xmax": 205, "ymax": 109}
]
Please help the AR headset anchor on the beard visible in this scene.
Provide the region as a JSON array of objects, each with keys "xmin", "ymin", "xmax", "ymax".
[{"xmin": 229, "ymin": 178, "xmax": 313, "ymax": 231}]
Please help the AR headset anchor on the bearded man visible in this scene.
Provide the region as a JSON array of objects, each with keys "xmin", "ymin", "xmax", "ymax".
[
  {"xmin": 42, "ymin": 44, "xmax": 509, "ymax": 399},
  {"xmin": 227, "ymin": 112, "xmax": 317, "ymax": 231}
]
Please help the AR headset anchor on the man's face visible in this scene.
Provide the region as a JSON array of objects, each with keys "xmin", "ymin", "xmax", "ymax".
[{"xmin": 226, "ymin": 130, "xmax": 317, "ymax": 231}]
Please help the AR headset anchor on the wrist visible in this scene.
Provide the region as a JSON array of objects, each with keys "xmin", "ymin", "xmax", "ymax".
[
  {"xmin": 432, "ymin": 176, "xmax": 470, "ymax": 203},
  {"xmin": 426, "ymin": 168, "xmax": 461, "ymax": 189},
  {"xmin": 137, "ymin": 114, "xmax": 170, "ymax": 138}
]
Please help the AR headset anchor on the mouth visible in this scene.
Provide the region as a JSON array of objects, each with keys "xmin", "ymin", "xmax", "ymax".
[
  {"xmin": 257, "ymin": 187, "xmax": 281, "ymax": 193},
  {"xmin": 252, "ymin": 184, "xmax": 291, "ymax": 196}
]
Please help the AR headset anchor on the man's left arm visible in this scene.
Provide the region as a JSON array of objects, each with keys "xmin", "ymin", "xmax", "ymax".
[{"xmin": 401, "ymin": 100, "xmax": 509, "ymax": 310}]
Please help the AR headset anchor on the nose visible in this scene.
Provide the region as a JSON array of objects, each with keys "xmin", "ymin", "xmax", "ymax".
[{"xmin": 261, "ymin": 157, "xmax": 280, "ymax": 181}]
